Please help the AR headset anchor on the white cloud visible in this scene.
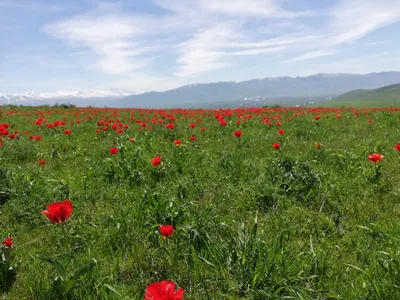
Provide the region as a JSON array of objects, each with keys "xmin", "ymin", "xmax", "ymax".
[
  {"xmin": 284, "ymin": 51, "xmax": 336, "ymax": 63},
  {"xmin": 155, "ymin": 0, "xmax": 311, "ymax": 18},
  {"xmin": 328, "ymin": 0, "xmax": 400, "ymax": 45},
  {"xmin": 43, "ymin": 13, "xmax": 162, "ymax": 74},
  {"xmin": 38, "ymin": 0, "xmax": 400, "ymax": 92},
  {"xmin": 0, "ymin": 0, "xmax": 67, "ymax": 12}
]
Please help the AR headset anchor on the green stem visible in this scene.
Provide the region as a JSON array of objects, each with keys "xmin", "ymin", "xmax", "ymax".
[{"xmin": 62, "ymin": 223, "xmax": 69, "ymax": 252}]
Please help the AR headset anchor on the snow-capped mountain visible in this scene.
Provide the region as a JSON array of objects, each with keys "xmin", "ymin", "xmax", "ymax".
[{"xmin": 0, "ymin": 89, "xmax": 132, "ymax": 106}]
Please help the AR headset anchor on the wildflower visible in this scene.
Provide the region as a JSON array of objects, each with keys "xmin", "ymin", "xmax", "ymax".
[
  {"xmin": 394, "ymin": 143, "xmax": 400, "ymax": 152},
  {"xmin": 234, "ymin": 130, "xmax": 242, "ymax": 138},
  {"xmin": 174, "ymin": 139, "xmax": 181, "ymax": 146},
  {"xmin": 273, "ymin": 143, "xmax": 281, "ymax": 150},
  {"xmin": 152, "ymin": 154, "xmax": 162, "ymax": 166},
  {"xmin": 144, "ymin": 281, "xmax": 184, "ymax": 300},
  {"xmin": 2, "ymin": 237, "xmax": 12, "ymax": 248},
  {"xmin": 158, "ymin": 225, "xmax": 174, "ymax": 238},
  {"xmin": 39, "ymin": 160, "xmax": 46, "ymax": 166},
  {"xmin": 110, "ymin": 147, "xmax": 119, "ymax": 155},
  {"xmin": 368, "ymin": 153, "xmax": 384, "ymax": 163},
  {"xmin": 64, "ymin": 129, "xmax": 72, "ymax": 135},
  {"xmin": 277, "ymin": 129, "xmax": 285, "ymax": 135},
  {"xmin": 41, "ymin": 200, "xmax": 73, "ymax": 224}
]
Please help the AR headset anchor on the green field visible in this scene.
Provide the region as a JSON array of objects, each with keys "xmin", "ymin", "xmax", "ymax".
[
  {"xmin": 1, "ymin": 105, "xmax": 400, "ymax": 299},
  {"xmin": 319, "ymin": 84, "xmax": 400, "ymax": 107}
]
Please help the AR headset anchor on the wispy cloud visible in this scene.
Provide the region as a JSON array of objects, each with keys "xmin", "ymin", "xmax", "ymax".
[
  {"xmin": 328, "ymin": 0, "xmax": 400, "ymax": 45},
  {"xmin": 43, "ymin": 12, "xmax": 160, "ymax": 74},
  {"xmin": 36, "ymin": 0, "xmax": 400, "ymax": 92},
  {"xmin": 284, "ymin": 51, "xmax": 336, "ymax": 63},
  {"xmin": 0, "ymin": 0, "xmax": 67, "ymax": 12}
]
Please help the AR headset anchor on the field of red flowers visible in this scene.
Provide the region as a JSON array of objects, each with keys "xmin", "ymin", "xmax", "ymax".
[{"xmin": 1, "ymin": 105, "xmax": 400, "ymax": 299}]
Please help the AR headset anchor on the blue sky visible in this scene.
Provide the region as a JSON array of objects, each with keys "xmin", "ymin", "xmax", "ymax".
[{"xmin": 1, "ymin": 0, "xmax": 400, "ymax": 94}]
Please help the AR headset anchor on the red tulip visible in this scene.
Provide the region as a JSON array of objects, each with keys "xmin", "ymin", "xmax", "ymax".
[
  {"xmin": 394, "ymin": 143, "xmax": 400, "ymax": 152},
  {"xmin": 41, "ymin": 200, "xmax": 73, "ymax": 224},
  {"xmin": 314, "ymin": 116, "xmax": 320, "ymax": 121},
  {"xmin": 273, "ymin": 143, "xmax": 281, "ymax": 150},
  {"xmin": 64, "ymin": 129, "xmax": 72, "ymax": 135},
  {"xmin": 218, "ymin": 119, "xmax": 227, "ymax": 126},
  {"xmin": 174, "ymin": 139, "xmax": 181, "ymax": 146},
  {"xmin": 158, "ymin": 225, "xmax": 174, "ymax": 238},
  {"xmin": 234, "ymin": 130, "xmax": 242, "ymax": 138},
  {"xmin": 152, "ymin": 154, "xmax": 162, "ymax": 166},
  {"xmin": 144, "ymin": 280, "xmax": 184, "ymax": 300},
  {"xmin": 2, "ymin": 237, "xmax": 12, "ymax": 248},
  {"xmin": 189, "ymin": 123, "xmax": 196, "ymax": 128},
  {"xmin": 35, "ymin": 136, "xmax": 42, "ymax": 141},
  {"xmin": 277, "ymin": 129, "xmax": 285, "ymax": 135},
  {"xmin": 110, "ymin": 147, "xmax": 119, "ymax": 155},
  {"xmin": 368, "ymin": 153, "xmax": 384, "ymax": 163},
  {"xmin": 189, "ymin": 135, "xmax": 196, "ymax": 141}
]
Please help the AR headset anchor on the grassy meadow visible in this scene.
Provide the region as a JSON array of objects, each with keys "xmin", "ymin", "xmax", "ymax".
[{"xmin": 1, "ymin": 105, "xmax": 400, "ymax": 299}]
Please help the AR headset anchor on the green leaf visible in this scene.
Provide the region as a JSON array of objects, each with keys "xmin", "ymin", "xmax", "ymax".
[
  {"xmin": 70, "ymin": 259, "xmax": 97, "ymax": 281},
  {"xmin": 37, "ymin": 255, "xmax": 68, "ymax": 281},
  {"xmin": 342, "ymin": 263, "xmax": 380, "ymax": 297},
  {"xmin": 103, "ymin": 284, "xmax": 122, "ymax": 296}
]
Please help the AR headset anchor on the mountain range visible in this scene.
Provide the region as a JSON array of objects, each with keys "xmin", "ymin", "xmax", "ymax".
[
  {"xmin": 119, "ymin": 72, "xmax": 400, "ymax": 108},
  {"xmin": 2, "ymin": 72, "xmax": 400, "ymax": 108},
  {"xmin": 0, "ymin": 90, "xmax": 131, "ymax": 107}
]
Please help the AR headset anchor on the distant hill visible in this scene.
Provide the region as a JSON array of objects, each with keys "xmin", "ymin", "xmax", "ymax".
[
  {"xmin": 118, "ymin": 72, "xmax": 400, "ymax": 108},
  {"xmin": 318, "ymin": 83, "xmax": 400, "ymax": 107}
]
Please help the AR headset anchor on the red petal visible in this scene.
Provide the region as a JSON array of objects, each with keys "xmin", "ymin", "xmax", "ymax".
[
  {"xmin": 173, "ymin": 288, "xmax": 184, "ymax": 300},
  {"xmin": 59, "ymin": 200, "xmax": 73, "ymax": 222}
]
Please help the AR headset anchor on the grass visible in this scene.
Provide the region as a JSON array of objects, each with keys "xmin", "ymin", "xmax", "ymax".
[{"xmin": 1, "ymin": 105, "xmax": 400, "ymax": 299}]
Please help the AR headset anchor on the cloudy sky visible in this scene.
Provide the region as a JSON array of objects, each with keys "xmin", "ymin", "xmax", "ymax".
[{"xmin": 1, "ymin": 0, "xmax": 400, "ymax": 94}]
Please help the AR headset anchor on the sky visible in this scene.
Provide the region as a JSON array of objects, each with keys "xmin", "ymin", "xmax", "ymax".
[{"xmin": 1, "ymin": 0, "xmax": 400, "ymax": 94}]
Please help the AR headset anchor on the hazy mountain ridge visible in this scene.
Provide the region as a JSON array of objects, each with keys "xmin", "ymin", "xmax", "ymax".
[
  {"xmin": 2, "ymin": 72, "xmax": 400, "ymax": 108},
  {"xmin": 119, "ymin": 72, "xmax": 400, "ymax": 108},
  {"xmin": 0, "ymin": 90, "xmax": 131, "ymax": 106}
]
